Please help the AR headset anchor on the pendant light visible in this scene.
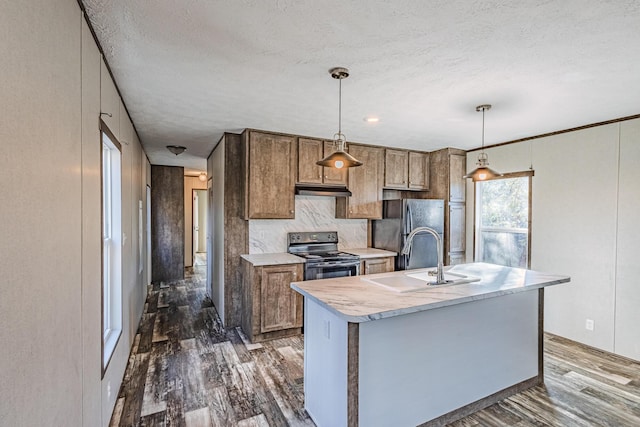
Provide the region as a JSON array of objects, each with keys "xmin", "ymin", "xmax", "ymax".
[
  {"xmin": 316, "ymin": 67, "xmax": 363, "ymax": 169},
  {"xmin": 464, "ymin": 104, "xmax": 503, "ymax": 181}
]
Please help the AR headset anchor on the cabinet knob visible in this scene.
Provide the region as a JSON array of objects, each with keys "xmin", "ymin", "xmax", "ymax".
[
  {"xmin": 325, "ymin": 175, "xmax": 328, "ymax": 179},
  {"xmin": 290, "ymin": 210, "xmax": 294, "ymax": 214}
]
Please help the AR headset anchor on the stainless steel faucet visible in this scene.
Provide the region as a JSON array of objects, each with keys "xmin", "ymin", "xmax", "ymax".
[{"xmin": 401, "ymin": 226, "xmax": 446, "ymax": 285}]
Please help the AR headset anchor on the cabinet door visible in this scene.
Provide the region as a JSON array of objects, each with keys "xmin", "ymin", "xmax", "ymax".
[
  {"xmin": 298, "ymin": 138, "xmax": 323, "ymax": 184},
  {"xmin": 384, "ymin": 149, "xmax": 409, "ymax": 189},
  {"xmin": 338, "ymin": 144, "xmax": 384, "ymax": 219},
  {"xmin": 408, "ymin": 151, "xmax": 429, "ymax": 190},
  {"xmin": 323, "ymin": 141, "xmax": 348, "ymax": 185},
  {"xmin": 247, "ymin": 132, "xmax": 296, "ymax": 219},
  {"xmin": 361, "ymin": 257, "xmax": 394, "ymax": 275},
  {"xmin": 260, "ymin": 265, "xmax": 302, "ymax": 333},
  {"xmin": 449, "ymin": 202, "xmax": 466, "ymax": 253},
  {"xmin": 449, "ymin": 154, "xmax": 466, "ymax": 202}
]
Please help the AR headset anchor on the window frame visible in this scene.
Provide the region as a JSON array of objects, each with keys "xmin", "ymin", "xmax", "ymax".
[
  {"xmin": 473, "ymin": 170, "xmax": 534, "ymax": 269},
  {"xmin": 101, "ymin": 121, "xmax": 122, "ymax": 376}
]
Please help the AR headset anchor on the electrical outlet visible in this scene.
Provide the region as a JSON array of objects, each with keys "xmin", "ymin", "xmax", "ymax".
[
  {"xmin": 585, "ymin": 319, "xmax": 595, "ymax": 331},
  {"xmin": 107, "ymin": 381, "xmax": 112, "ymax": 399}
]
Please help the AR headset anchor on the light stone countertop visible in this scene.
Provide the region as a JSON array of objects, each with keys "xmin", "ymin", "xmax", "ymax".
[
  {"xmin": 241, "ymin": 253, "xmax": 305, "ymax": 266},
  {"xmin": 343, "ymin": 248, "xmax": 397, "ymax": 258},
  {"xmin": 291, "ymin": 262, "xmax": 570, "ymax": 323}
]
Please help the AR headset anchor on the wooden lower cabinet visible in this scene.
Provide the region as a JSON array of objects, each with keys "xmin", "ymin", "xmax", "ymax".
[
  {"xmin": 360, "ymin": 257, "xmax": 395, "ymax": 275},
  {"xmin": 241, "ymin": 260, "xmax": 303, "ymax": 342}
]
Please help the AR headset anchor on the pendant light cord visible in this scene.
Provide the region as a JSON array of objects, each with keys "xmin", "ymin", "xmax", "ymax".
[
  {"xmin": 338, "ymin": 77, "xmax": 342, "ymax": 137},
  {"xmin": 481, "ymin": 106, "xmax": 485, "ymax": 153}
]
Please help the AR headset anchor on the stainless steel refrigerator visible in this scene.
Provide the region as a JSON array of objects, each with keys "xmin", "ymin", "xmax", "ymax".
[{"xmin": 372, "ymin": 199, "xmax": 445, "ymax": 270}]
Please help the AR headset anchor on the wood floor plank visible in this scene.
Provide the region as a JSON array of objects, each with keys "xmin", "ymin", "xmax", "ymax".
[
  {"xmin": 152, "ymin": 310, "xmax": 169, "ymax": 343},
  {"xmin": 139, "ymin": 410, "xmax": 166, "ymax": 426},
  {"xmin": 236, "ymin": 413, "xmax": 270, "ymax": 427},
  {"xmin": 205, "ymin": 385, "xmax": 237, "ymax": 426},
  {"xmin": 108, "ymin": 397, "xmax": 125, "ymax": 427},
  {"xmin": 140, "ymin": 342, "xmax": 168, "ymax": 417},
  {"xmin": 117, "ymin": 352, "xmax": 150, "ymax": 426},
  {"xmin": 184, "ymin": 407, "xmax": 212, "ymax": 427},
  {"xmin": 112, "ymin": 263, "xmax": 640, "ymax": 427}
]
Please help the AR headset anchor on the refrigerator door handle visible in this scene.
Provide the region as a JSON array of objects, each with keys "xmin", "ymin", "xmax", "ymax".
[{"xmin": 406, "ymin": 201, "xmax": 413, "ymax": 233}]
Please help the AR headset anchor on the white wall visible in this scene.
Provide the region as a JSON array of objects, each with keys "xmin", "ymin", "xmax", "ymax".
[
  {"xmin": 614, "ymin": 119, "xmax": 640, "ymax": 360},
  {"xmin": 0, "ymin": 2, "xmax": 149, "ymax": 425},
  {"xmin": 0, "ymin": 1, "xmax": 82, "ymax": 424},
  {"xmin": 81, "ymin": 17, "xmax": 102, "ymax": 427},
  {"xmin": 465, "ymin": 118, "xmax": 640, "ymax": 360},
  {"xmin": 249, "ymin": 196, "xmax": 368, "ymax": 253},
  {"xmin": 184, "ymin": 175, "xmax": 207, "ymax": 266}
]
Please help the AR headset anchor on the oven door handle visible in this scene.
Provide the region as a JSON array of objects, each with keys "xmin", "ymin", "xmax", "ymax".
[{"xmin": 311, "ymin": 261, "xmax": 360, "ymax": 268}]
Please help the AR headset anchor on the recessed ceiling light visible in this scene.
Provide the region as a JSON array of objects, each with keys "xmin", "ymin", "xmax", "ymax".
[{"xmin": 364, "ymin": 117, "xmax": 380, "ymax": 123}]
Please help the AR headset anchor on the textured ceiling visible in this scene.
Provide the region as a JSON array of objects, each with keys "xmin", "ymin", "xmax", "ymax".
[{"xmin": 83, "ymin": 0, "xmax": 640, "ymax": 172}]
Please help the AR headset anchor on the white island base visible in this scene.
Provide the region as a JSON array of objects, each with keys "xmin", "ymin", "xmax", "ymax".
[{"xmin": 303, "ymin": 289, "xmax": 543, "ymax": 427}]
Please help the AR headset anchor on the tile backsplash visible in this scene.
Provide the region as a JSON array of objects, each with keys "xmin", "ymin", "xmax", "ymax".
[{"xmin": 249, "ymin": 196, "xmax": 367, "ymax": 253}]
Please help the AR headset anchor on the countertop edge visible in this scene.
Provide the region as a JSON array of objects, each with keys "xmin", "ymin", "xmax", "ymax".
[
  {"xmin": 343, "ymin": 248, "xmax": 398, "ymax": 259},
  {"xmin": 291, "ymin": 268, "xmax": 570, "ymax": 323},
  {"xmin": 241, "ymin": 253, "xmax": 305, "ymax": 266}
]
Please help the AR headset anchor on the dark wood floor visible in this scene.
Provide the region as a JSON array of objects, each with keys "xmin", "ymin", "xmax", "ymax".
[{"xmin": 110, "ymin": 264, "xmax": 640, "ymax": 426}]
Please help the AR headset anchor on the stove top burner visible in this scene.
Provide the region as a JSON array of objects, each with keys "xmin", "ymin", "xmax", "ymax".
[{"xmin": 287, "ymin": 231, "xmax": 359, "ymax": 264}]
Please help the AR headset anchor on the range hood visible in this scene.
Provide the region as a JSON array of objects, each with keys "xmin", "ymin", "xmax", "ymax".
[{"xmin": 295, "ymin": 184, "xmax": 352, "ymax": 197}]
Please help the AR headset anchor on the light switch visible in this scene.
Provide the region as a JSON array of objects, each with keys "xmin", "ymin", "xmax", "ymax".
[{"xmin": 324, "ymin": 320, "xmax": 330, "ymax": 339}]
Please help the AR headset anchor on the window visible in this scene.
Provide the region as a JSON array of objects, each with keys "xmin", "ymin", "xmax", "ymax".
[
  {"xmin": 102, "ymin": 129, "xmax": 122, "ymax": 371},
  {"xmin": 475, "ymin": 172, "xmax": 532, "ymax": 268}
]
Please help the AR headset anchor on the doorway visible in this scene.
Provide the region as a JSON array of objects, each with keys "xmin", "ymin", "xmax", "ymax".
[{"xmin": 192, "ymin": 189, "xmax": 208, "ymax": 267}]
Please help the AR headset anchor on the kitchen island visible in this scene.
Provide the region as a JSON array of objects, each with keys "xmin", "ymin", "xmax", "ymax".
[{"xmin": 290, "ymin": 262, "xmax": 570, "ymax": 427}]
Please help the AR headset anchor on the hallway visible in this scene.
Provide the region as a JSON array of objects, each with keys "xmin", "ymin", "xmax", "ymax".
[
  {"xmin": 108, "ymin": 263, "xmax": 313, "ymax": 426},
  {"xmin": 110, "ymin": 265, "xmax": 640, "ymax": 426}
]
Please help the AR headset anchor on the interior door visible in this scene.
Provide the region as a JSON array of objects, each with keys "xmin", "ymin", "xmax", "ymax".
[{"xmin": 193, "ymin": 191, "xmax": 199, "ymax": 258}]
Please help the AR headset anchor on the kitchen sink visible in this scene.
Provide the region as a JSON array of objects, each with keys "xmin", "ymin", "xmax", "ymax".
[{"xmin": 362, "ymin": 270, "xmax": 481, "ymax": 293}]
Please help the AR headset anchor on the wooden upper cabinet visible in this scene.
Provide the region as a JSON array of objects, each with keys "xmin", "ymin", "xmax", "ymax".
[
  {"xmin": 449, "ymin": 153, "xmax": 466, "ymax": 202},
  {"xmin": 428, "ymin": 148, "xmax": 466, "ymax": 265},
  {"xmin": 245, "ymin": 131, "xmax": 297, "ymax": 219},
  {"xmin": 297, "ymin": 138, "xmax": 348, "ymax": 186},
  {"xmin": 323, "ymin": 141, "xmax": 348, "ymax": 185},
  {"xmin": 298, "ymin": 138, "xmax": 323, "ymax": 184},
  {"xmin": 383, "ymin": 149, "xmax": 429, "ymax": 190},
  {"xmin": 384, "ymin": 149, "xmax": 409, "ymax": 189},
  {"xmin": 408, "ymin": 151, "xmax": 429, "ymax": 190},
  {"xmin": 336, "ymin": 144, "xmax": 384, "ymax": 219}
]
